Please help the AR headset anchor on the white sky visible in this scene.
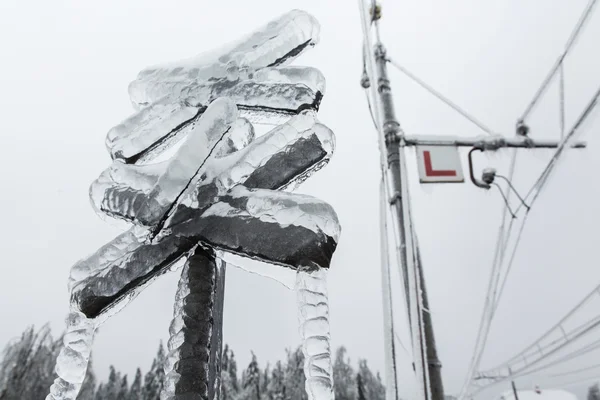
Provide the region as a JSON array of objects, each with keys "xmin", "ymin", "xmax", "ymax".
[{"xmin": 1, "ymin": 1, "xmax": 600, "ymax": 399}]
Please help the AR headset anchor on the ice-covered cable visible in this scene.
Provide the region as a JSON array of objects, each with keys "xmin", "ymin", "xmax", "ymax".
[
  {"xmin": 296, "ymin": 267, "xmax": 334, "ymax": 400},
  {"xmin": 519, "ymin": 0, "xmax": 598, "ymax": 122},
  {"xmin": 521, "ymin": 83, "xmax": 600, "ymax": 209},
  {"xmin": 46, "ymin": 311, "xmax": 96, "ymax": 400},
  {"xmin": 386, "ymin": 58, "xmax": 495, "ymax": 136},
  {"xmin": 379, "ymin": 180, "xmax": 401, "ymax": 400},
  {"xmin": 469, "ymin": 283, "xmax": 600, "ymax": 395},
  {"xmin": 459, "ymin": 150, "xmax": 520, "ymax": 400}
]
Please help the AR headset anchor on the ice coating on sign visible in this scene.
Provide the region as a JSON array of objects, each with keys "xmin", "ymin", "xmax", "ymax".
[
  {"xmin": 50, "ymin": 9, "xmax": 340, "ymax": 400},
  {"xmin": 296, "ymin": 268, "xmax": 334, "ymax": 400},
  {"xmin": 106, "ymin": 100, "xmax": 200, "ymax": 163},
  {"xmin": 46, "ymin": 312, "xmax": 95, "ymax": 400},
  {"xmin": 71, "ymin": 185, "xmax": 339, "ymax": 319},
  {"xmin": 128, "ymin": 10, "xmax": 320, "ymax": 107},
  {"xmin": 202, "ymin": 186, "xmax": 340, "ymax": 241},
  {"xmin": 91, "ymin": 98, "xmax": 238, "ymax": 227},
  {"xmin": 213, "ymin": 112, "xmax": 335, "ymax": 194}
]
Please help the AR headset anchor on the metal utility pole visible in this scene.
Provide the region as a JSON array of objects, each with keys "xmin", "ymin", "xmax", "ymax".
[
  {"xmin": 361, "ymin": 2, "xmax": 589, "ymax": 400},
  {"xmin": 372, "ymin": 28, "xmax": 446, "ymax": 400},
  {"xmin": 509, "ymin": 368, "xmax": 520, "ymax": 400}
]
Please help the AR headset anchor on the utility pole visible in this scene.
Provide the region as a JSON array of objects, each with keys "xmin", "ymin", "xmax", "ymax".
[
  {"xmin": 509, "ymin": 368, "xmax": 520, "ymax": 400},
  {"xmin": 372, "ymin": 25, "xmax": 446, "ymax": 400},
  {"xmin": 360, "ymin": 3, "xmax": 588, "ymax": 400}
]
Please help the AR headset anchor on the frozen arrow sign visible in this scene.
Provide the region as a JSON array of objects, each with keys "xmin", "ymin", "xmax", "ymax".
[{"xmin": 416, "ymin": 145, "xmax": 464, "ymax": 183}]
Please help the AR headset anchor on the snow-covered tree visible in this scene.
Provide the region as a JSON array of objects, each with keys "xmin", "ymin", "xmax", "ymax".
[
  {"xmin": 143, "ymin": 342, "xmax": 165, "ymax": 400},
  {"xmin": 221, "ymin": 344, "xmax": 239, "ymax": 400},
  {"xmin": 239, "ymin": 352, "xmax": 261, "ymax": 400},
  {"xmin": 261, "ymin": 365, "xmax": 270, "ymax": 400},
  {"xmin": 267, "ymin": 361, "xmax": 286, "ymax": 400},
  {"xmin": 229, "ymin": 348, "xmax": 239, "ymax": 392},
  {"xmin": 129, "ymin": 368, "xmax": 142, "ymax": 400},
  {"xmin": 116, "ymin": 374, "xmax": 128, "ymax": 400},
  {"xmin": 284, "ymin": 347, "xmax": 307, "ymax": 400},
  {"xmin": 357, "ymin": 360, "xmax": 385, "ymax": 400},
  {"xmin": 0, "ymin": 325, "xmax": 63, "ymax": 400},
  {"xmin": 333, "ymin": 347, "xmax": 357, "ymax": 400},
  {"xmin": 357, "ymin": 373, "xmax": 367, "ymax": 400},
  {"xmin": 588, "ymin": 384, "xmax": 600, "ymax": 400},
  {"xmin": 94, "ymin": 383, "xmax": 105, "ymax": 400},
  {"xmin": 104, "ymin": 366, "xmax": 121, "ymax": 399}
]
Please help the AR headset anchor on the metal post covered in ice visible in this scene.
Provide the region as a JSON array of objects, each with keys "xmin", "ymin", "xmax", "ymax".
[{"xmin": 48, "ymin": 10, "xmax": 340, "ymax": 400}]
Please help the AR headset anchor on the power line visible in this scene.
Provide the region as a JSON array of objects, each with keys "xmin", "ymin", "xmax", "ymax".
[
  {"xmin": 459, "ymin": 150, "xmax": 521, "ymax": 400},
  {"xmin": 462, "ymin": 4, "xmax": 600, "ymax": 394},
  {"xmin": 519, "ymin": 0, "xmax": 599, "ymax": 122},
  {"xmin": 470, "ymin": 282, "xmax": 600, "ymax": 392},
  {"xmin": 518, "ymin": 82, "xmax": 600, "ymax": 212},
  {"xmin": 549, "ymin": 362, "xmax": 600, "ymax": 378},
  {"xmin": 386, "ymin": 58, "xmax": 495, "ymax": 136}
]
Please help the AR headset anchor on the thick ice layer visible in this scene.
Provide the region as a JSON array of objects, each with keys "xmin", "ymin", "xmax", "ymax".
[
  {"xmin": 214, "ymin": 112, "xmax": 335, "ymax": 193},
  {"xmin": 162, "ymin": 247, "xmax": 224, "ymax": 400},
  {"xmin": 169, "ymin": 186, "xmax": 339, "ymax": 270},
  {"xmin": 129, "ymin": 10, "xmax": 320, "ymax": 107},
  {"xmin": 218, "ymin": 251, "xmax": 296, "ymax": 289},
  {"xmin": 91, "ymin": 99, "xmax": 238, "ymax": 227},
  {"xmin": 73, "ymin": 187, "xmax": 339, "ymax": 318},
  {"xmin": 106, "ymin": 100, "xmax": 200, "ymax": 163},
  {"xmin": 203, "ymin": 186, "xmax": 340, "ymax": 241},
  {"xmin": 140, "ymin": 98, "xmax": 237, "ymax": 225},
  {"xmin": 69, "ymin": 229, "xmax": 142, "ymax": 289},
  {"xmin": 130, "ymin": 67, "xmax": 324, "ymax": 125},
  {"xmin": 73, "ymin": 112, "xmax": 337, "ymax": 319},
  {"xmin": 296, "ymin": 268, "xmax": 334, "ymax": 400},
  {"xmin": 46, "ymin": 311, "xmax": 95, "ymax": 400},
  {"xmin": 179, "ymin": 111, "xmax": 334, "ymax": 211},
  {"xmin": 71, "ymin": 232, "xmax": 193, "ymax": 319},
  {"xmin": 51, "ymin": 9, "xmax": 340, "ymax": 400}
]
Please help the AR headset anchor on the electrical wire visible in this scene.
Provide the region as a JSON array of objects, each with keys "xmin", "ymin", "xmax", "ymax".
[
  {"xmin": 394, "ymin": 330, "xmax": 412, "ymax": 358},
  {"xmin": 517, "ymin": 83, "xmax": 600, "ymax": 214},
  {"xmin": 468, "ymin": 282, "xmax": 600, "ymax": 395},
  {"xmin": 549, "ymin": 362, "xmax": 600, "ymax": 378},
  {"xmin": 458, "ymin": 150, "xmax": 520, "ymax": 400},
  {"xmin": 386, "ymin": 57, "xmax": 495, "ymax": 136},
  {"xmin": 464, "ymin": 4, "xmax": 600, "ymax": 391},
  {"xmin": 365, "ymin": 89, "xmax": 380, "ymax": 132},
  {"xmin": 519, "ymin": 0, "xmax": 599, "ymax": 122}
]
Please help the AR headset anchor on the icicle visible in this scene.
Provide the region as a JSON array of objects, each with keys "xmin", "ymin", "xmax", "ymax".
[
  {"xmin": 46, "ymin": 311, "xmax": 96, "ymax": 400},
  {"xmin": 296, "ymin": 266, "xmax": 334, "ymax": 400},
  {"xmin": 162, "ymin": 246, "xmax": 224, "ymax": 400}
]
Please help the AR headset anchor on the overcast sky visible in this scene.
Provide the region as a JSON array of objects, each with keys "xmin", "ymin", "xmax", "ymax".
[{"xmin": 1, "ymin": 1, "xmax": 600, "ymax": 399}]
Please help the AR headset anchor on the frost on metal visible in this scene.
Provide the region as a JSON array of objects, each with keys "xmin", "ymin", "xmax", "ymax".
[
  {"xmin": 162, "ymin": 247, "xmax": 225, "ymax": 400},
  {"xmin": 296, "ymin": 268, "xmax": 334, "ymax": 400},
  {"xmin": 49, "ymin": 9, "xmax": 340, "ymax": 400}
]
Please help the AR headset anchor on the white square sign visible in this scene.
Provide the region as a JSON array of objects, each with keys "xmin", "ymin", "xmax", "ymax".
[{"xmin": 416, "ymin": 146, "xmax": 464, "ymax": 183}]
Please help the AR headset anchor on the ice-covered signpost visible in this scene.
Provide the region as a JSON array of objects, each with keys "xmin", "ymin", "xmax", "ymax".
[{"xmin": 47, "ymin": 10, "xmax": 340, "ymax": 400}]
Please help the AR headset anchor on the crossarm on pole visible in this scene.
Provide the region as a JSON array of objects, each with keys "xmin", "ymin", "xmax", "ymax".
[{"xmin": 403, "ymin": 135, "xmax": 586, "ymax": 149}]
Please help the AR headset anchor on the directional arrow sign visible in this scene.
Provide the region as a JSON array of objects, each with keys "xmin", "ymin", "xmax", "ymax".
[{"xmin": 416, "ymin": 145, "xmax": 464, "ymax": 183}]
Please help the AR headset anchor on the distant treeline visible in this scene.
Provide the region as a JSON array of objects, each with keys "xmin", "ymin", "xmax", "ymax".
[{"xmin": 0, "ymin": 325, "xmax": 385, "ymax": 400}]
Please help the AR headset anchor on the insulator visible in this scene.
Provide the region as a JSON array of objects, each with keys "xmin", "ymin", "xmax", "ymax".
[
  {"xmin": 370, "ymin": 4, "xmax": 382, "ymax": 21},
  {"xmin": 516, "ymin": 120, "xmax": 530, "ymax": 136},
  {"xmin": 482, "ymin": 168, "xmax": 496, "ymax": 185},
  {"xmin": 360, "ymin": 72, "xmax": 370, "ymax": 88}
]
